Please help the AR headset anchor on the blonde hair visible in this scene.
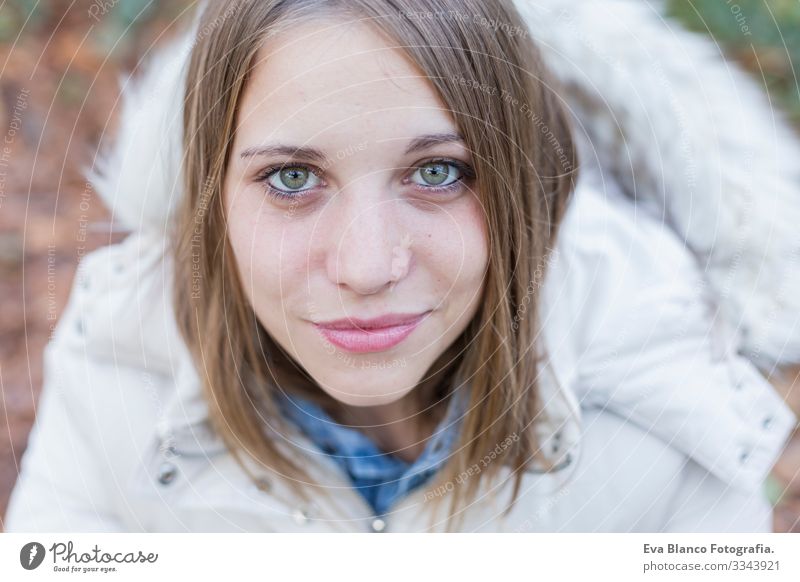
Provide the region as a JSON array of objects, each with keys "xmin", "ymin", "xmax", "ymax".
[{"xmin": 172, "ymin": 0, "xmax": 579, "ymax": 530}]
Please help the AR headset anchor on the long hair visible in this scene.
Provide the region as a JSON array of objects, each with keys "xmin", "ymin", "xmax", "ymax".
[{"xmin": 172, "ymin": 0, "xmax": 579, "ymax": 531}]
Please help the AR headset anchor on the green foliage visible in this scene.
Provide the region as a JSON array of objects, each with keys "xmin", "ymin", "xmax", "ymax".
[
  {"xmin": 667, "ymin": 0, "xmax": 800, "ymax": 124},
  {"xmin": 0, "ymin": 0, "xmax": 47, "ymax": 41},
  {"xmin": 2, "ymin": 1, "xmax": 797, "ymax": 123},
  {"xmin": 0, "ymin": 0, "xmax": 167, "ymax": 55}
]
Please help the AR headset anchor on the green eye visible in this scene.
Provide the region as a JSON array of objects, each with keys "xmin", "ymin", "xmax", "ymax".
[
  {"xmin": 412, "ymin": 161, "xmax": 462, "ymax": 188},
  {"xmin": 267, "ymin": 166, "xmax": 321, "ymax": 192}
]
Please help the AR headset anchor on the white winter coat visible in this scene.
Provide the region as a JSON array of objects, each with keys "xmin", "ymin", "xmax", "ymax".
[
  {"xmin": 5, "ymin": 166, "xmax": 796, "ymax": 532},
  {"xmin": 5, "ymin": 0, "xmax": 800, "ymax": 532}
]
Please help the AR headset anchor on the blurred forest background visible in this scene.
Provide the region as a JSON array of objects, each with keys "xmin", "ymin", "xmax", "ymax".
[{"xmin": 0, "ymin": 0, "xmax": 799, "ymax": 528}]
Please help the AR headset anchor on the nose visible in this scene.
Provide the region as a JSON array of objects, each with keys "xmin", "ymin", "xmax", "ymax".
[{"xmin": 325, "ymin": 193, "xmax": 412, "ymax": 295}]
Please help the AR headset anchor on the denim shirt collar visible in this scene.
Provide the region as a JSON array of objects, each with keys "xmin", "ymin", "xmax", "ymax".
[{"xmin": 274, "ymin": 387, "xmax": 469, "ymax": 516}]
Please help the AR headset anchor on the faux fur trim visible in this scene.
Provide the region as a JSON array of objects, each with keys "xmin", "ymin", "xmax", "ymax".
[{"xmin": 86, "ymin": 0, "xmax": 800, "ymax": 368}]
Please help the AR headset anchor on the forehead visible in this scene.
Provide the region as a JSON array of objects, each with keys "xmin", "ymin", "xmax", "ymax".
[{"xmin": 235, "ymin": 18, "xmax": 457, "ymax": 143}]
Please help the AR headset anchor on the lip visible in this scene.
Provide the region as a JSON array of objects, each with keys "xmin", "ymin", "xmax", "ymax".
[{"xmin": 312, "ymin": 310, "xmax": 432, "ymax": 354}]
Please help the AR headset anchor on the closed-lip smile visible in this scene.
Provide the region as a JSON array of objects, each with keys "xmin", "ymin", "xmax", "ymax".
[{"xmin": 312, "ymin": 310, "xmax": 432, "ymax": 353}]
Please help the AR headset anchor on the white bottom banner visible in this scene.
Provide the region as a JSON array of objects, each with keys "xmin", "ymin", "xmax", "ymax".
[{"xmin": 1, "ymin": 533, "xmax": 798, "ymax": 581}]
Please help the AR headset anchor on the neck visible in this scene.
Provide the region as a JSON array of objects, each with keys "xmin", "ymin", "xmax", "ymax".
[
  {"xmin": 319, "ymin": 337, "xmax": 466, "ymax": 462},
  {"xmin": 332, "ymin": 391, "xmax": 437, "ymax": 463}
]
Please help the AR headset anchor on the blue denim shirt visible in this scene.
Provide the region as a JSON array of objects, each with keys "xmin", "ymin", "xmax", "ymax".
[{"xmin": 274, "ymin": 388, "xmax": 468, "ymax": 516}]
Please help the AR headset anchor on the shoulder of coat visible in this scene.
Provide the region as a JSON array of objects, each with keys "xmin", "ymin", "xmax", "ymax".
[{"xmin": 54, "ymin": 231, "xmax": 180, "ymax": 377}]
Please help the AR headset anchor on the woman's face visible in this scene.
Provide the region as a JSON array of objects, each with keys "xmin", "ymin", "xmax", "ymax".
[{"xmin": 223, "ymin": 19, "xmax": 489, "ymax": 408}]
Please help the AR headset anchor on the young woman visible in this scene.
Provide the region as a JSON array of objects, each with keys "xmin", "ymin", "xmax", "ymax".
[{"xmin": 5, "ymin": 0, "xmax": 799, "ymax": 532}]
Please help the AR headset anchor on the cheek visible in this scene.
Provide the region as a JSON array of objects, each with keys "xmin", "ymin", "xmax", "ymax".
[
  {"xmin": 425, "ymin": 197, "xmax": 489, "ymax": 294},
  {"xmin": 224, "ymin": 189, "xmax": 310, "ymax": 306}
]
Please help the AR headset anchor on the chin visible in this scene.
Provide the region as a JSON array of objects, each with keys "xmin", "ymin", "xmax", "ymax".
[{"xmin": 318, "ymin": 383, "xmax": 414, "ymax": 408}]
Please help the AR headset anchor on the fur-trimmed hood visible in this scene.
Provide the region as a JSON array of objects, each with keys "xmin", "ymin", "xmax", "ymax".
[{"xmin": 86, "ymin": 0, "xmax": 800, "ymax": 371}]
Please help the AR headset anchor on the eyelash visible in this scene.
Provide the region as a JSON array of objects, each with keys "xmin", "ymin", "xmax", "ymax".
[{"xmin": 254, "ymin": 157, "xmax": 475, "ymax": 201}]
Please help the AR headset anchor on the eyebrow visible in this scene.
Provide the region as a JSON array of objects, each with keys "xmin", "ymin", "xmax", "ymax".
[
  {"xmin": 402, "ymin": 132, "xmax": 465, "ymax": 155},
  {"xmin": 238, "ymin": 133, "xmax": 466, "ymax": 163},
  {"xmin": 239, "ymin": 144, "xmax": 329, "ymax": 164}
]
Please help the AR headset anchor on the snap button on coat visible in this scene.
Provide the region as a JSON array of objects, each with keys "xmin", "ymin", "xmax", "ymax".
[{"xmin": 157, "ymin": 462, "xmax": 178, "ymax": 485}]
